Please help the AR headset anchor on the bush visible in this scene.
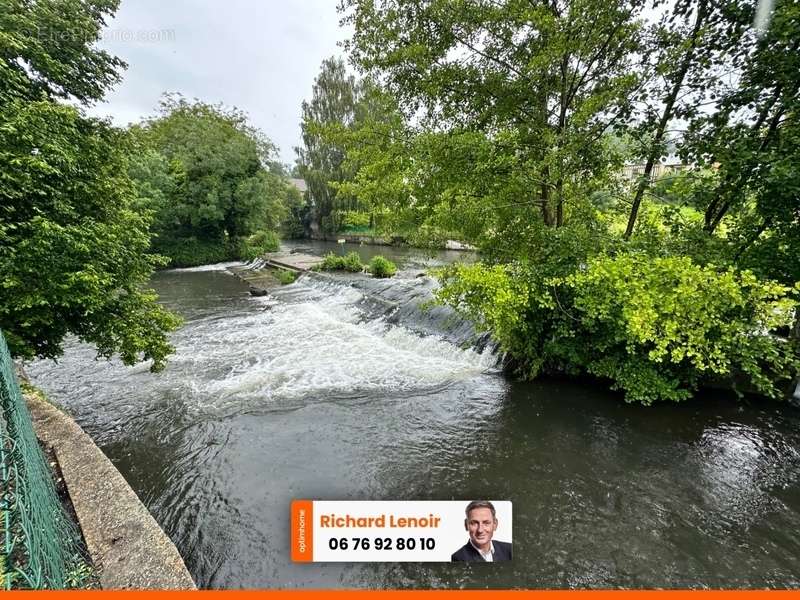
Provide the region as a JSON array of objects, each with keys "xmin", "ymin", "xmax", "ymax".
[
  {"xmin": 315, "ymin": 253, "xmax": 343, "ymax": 271},
  {"xmin": 341, "ymin": 252, "xmax": 365, "ymax": 272},
  {"xmin": 316, "ymin": 251, "xmax": 365, "ymax": 273},
  {"xmin": 339, "ymin": 210, "xmax": 372, "ymax": 232},
  {"xmin": 368, "ymin": 255, "xmax": 397, "ymax": 278},
  {"xmin": 436, "ymin": 255, "xmax": 799, "ymax": 404},
  {"xmin": 152, "ymin": 230, "xmax": 280, "ymax": 267},
  {"xmin": 275, "ymin": 269, "xmax": 297, "ymax": 284},
  {"xmin": 152, "ymin": 236, "xmax": 231, "ymax": 268},
  {"xmin": 240, "ymin": 230, "xmax": 280, "ymax": 261}
]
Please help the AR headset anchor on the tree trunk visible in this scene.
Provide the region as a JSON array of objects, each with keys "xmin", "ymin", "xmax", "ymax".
[
  {"xmin": 624, "ymin": 1, "xmax": 708, "ymax": 240},
  {"xmin": 540, "ymin": 183, "xmax": 553, "ymax": 227},
  {"xmin": 555, "ymin": 179, "xmax": 564, "ymax": 227},
  {"xmin": 732, "ymin": 216, "xmax": 772, "ymax": 263},
  {"xmin": 704, "ymin": 96, "xmax": 788, "ymax": 232}
]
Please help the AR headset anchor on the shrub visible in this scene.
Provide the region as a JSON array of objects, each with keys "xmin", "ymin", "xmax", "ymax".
[
  {"xmin": 339, "ymin": 210, "xmax": 372, "ymax": 232},
  {"xmin": 368, "ymin": 255, "xmax": 397, "ymax": 278},
  {"xmin": 563, "ymin": 255, "xmax": 799, "ymax": 402},
  {"xmin": 152, "ymin": 236, "xmax": 231, "ymax": 268},
  {"xmin": 275, "ymin": 269, "xmax": 297, "ymax": 285},
  {"xmin": 315, "ymin": 252, "xmax": 343, "ymax": 271},
  {"xmin": 154, "ymin": 231, "xmax": 281, "ymax": 267},
  {"xmin": 436, "ymin": 255, "xmax": 799, "ymax": 404},
  {"xmin": 341, "ymin": 252, "xmax": 365, "ymax": 272},
  {"xmin": 316, "ymin": 251, "xmax": 365, "ymax": 273},
  {"xmin": 240, "ymin": 230, "xmax": 280, "ymax": 260}
]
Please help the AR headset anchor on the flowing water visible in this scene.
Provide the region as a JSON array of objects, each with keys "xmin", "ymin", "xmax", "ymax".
[{"xmin": 26, "ymin": 242, "xmax": 800, "ymax": 589}]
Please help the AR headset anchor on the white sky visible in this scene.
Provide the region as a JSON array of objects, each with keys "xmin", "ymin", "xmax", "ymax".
[{"xmin": 85, "ymin": 0, "xmax": 350, "ymax": 166}]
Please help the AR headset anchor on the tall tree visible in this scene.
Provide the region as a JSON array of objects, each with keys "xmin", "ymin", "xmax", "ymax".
[
  {"xmin": 0, "ymin": 0, "xmax": 180, "ymax": 369},
  {"xmin": 134, "ymin": 95, "xmax": 287, "ymax": 265},
  {"xmin": 624, "ymin": 0, "xmax": 753, "ymax": 238},
  {"xmin": 296, "ymin": 57, "xmax": 360, "ymax": 234},
  {"xmin": 688, "ymin": 0, "xmax": 799, "ymax": 239},
  {"xmin": 341, "ymin": 0, "xmax": 643, "ymax": 228}
]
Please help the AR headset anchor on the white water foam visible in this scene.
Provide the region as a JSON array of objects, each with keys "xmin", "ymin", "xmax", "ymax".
[
  {"xmin": 169, "ymin": 280, "xmax": 496, "ymax": 413},
  {"xmin": 168, "ymin": 261, "xmax": 244, "ymax": 273}
]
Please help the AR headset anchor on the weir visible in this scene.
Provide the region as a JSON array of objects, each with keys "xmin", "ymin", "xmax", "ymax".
[
  {"xmin": 253, "ymin": 268, "xmax": 497, "ymax": 356},
  {"xmin": 262, "ymin": 251, "xmax": 324, "ymax": 272}
]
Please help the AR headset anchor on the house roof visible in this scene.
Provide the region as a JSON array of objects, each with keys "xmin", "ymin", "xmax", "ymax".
[{"xmin": 289, "ymin": 178, "xmax": 307, "ymax": 192}]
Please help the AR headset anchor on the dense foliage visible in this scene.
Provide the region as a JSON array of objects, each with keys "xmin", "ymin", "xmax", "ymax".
[
  {"xmin": 129, "ymin": 96, "xmax": 288, "ymax": 267},
  {"xmin": 240, "ymin": 230, "xmax": 280, "ymax": 261},
  {"xmin": 0, "ymin": 0, "xmax": 180, "ymax": 369},
  {"xmin": 282, "ymin": 184, "xmax": 309, "ymax": 239},
  {"xmin": 438, "ymin": 255, "xmax": 798, "ymax": 404},
  {"xmin": 296, "ymin": 58, "xmax": 397, "ymax": 235},
  {"xmin": 335, "ymin": 0, "xmax": 800, "ymax": 403},
  {"xmin": 316, "ymin": 252, "xmax": 365, "ymax": 273},
  {"xmin": 296, "ymin": 58, "xmax": 359, "ymax": 235}
]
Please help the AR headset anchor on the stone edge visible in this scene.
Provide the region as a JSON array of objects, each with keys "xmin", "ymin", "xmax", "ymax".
[{"xmin": 25, "ymin": 394, "xmax": 196, "ymax": 590}]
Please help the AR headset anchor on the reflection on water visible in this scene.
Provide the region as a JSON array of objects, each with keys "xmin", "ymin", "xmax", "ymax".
[{"xmin": 25, "ymin": 244, "xmax": 800, "ymax": 589}]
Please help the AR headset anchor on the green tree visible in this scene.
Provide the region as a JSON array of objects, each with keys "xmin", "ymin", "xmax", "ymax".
[
  {"xmin": 0, "ymin": 0, "xmax": 125, "ymax": 104},
  {"xmin": 0, "ymin": 0, "xmax": 180, "ymax": 369},
  {"xmin": 341, "ymin": 0, "xmax": 643, "ymax": 229},
  {"xmin": 624, "ymin": 0, "xmax": 756, "ymax": 238},
  {"xmin": 684, "ymin": 0, "xmax": 799, "ymax": 274},
  {"xmin": 296, "ymin": 57, "xmax": 360, "ymax": 235},
  {"xmin": 337, "ymin": 0, "xmax": 800, "ymax": 403},
  {"xmin": 133, "ymin": 95, "xmax": 287, "ymax": 266},
  {"xmin": 282, "ymin": 183, "xmax": 309, "ymax": 238}
]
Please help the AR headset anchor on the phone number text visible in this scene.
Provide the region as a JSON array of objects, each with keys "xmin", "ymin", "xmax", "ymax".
[{"xmin": 326, "ymin": 537, "xmax": 436, "ymax": 551}]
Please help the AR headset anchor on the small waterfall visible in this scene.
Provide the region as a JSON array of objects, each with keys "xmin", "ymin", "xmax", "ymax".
[
  {"xmin": 283, "ymin": 271, "xmax": 496, "ymax": 354},
  {"xmin": 144, "ymin": 268, "xmax": 504, "ymax": 414}
]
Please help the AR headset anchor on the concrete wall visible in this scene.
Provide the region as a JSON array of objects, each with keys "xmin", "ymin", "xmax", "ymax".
[{"xmin": 26, "ymin": 395, "xmax": 196, "ymax": 590}]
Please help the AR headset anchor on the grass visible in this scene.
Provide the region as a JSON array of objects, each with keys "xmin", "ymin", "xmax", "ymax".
[
  {"xmin": 368, "ymin": 255, "xmax": 397, "ymax": 278},
  {"xmin": 314, "ymin": 252, "xmax": 365, "ymax": 273},
  {"xmin": 275, "ymin": 269, "xmax": 297, "ymax": 285}
]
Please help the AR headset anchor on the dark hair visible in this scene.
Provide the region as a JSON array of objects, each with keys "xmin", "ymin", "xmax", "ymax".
[{"xmin": 465, "ymin": 500, "xmax": 496, "ymax": 519}]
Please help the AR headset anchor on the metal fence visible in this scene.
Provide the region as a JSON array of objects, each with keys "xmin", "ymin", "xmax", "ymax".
[{"xmin": 0, "ymin": 329, "xmax": 84, "ymax": 589}]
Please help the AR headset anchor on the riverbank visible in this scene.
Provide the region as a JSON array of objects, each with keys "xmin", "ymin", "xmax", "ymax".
[
  {"xmin": 229, "ymin": 244, "xmax": 800, "ymax": 404},
  {"xmin": 20, "ymin": 382, "xmax": 195, "ymax": 590},
  {"xmin": 309, "ymin": 233, "xmax": 475, "ymax": 251}
]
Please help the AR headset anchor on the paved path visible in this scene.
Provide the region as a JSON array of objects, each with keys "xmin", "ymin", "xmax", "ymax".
[{"xmin": 262, "ymin": 251, "xmax": 323, "ymax": 272}]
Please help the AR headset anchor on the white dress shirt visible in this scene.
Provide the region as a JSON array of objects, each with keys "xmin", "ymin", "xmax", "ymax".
[{"xmin": 470, "ymin": 540, "xmax": 496, "ymax": 562}]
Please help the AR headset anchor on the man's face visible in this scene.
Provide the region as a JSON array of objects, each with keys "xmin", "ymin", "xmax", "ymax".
[{"xmin": 465, "ymin": 507, "xmax": 497, "ymax": 550}]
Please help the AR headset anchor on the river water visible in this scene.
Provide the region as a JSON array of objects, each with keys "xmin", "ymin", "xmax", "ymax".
[{"xmin": 26, "ymin": 242, "xmax": 800, "ymax": 589}]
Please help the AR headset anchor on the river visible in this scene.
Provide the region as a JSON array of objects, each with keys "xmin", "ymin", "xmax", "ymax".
[{"xmin": 26, "ymin": 241, "xmax": 800, "ymax": 588}]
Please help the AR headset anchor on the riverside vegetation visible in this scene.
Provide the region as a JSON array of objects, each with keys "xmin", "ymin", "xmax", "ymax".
[
  {"xmin": 1, "ymin": 0, "xmax": 798, "ymax": 405},
  {"xmin": 0, "ymin": 1, "xmax": 302, "ymax": 369},
  {"xmin": 314, "ymin": 252, "xmax": 398, "ymax": 278},
  {"xmin": 295, "ymin": 0, "xmax": 800, "ymax": 404}
]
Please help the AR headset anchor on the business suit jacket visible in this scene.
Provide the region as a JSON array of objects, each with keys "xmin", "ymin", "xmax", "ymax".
[{"xmin": 451, "ymin": 540, "xmax": 512, "ymax": 562}]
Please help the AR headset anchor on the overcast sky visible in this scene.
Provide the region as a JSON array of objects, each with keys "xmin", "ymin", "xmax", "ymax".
[{"xmin": 86, "ymin": 0, "xmax": 350, "ymax": 166}]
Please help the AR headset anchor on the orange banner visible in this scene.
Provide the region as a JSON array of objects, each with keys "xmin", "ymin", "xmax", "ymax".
[
  {"xmin": 291, "ymin": 499, "xmax": 314, "ymax": 562},
  {"xmin": 3, "ymin": 590, "xmax": 799, "ymax": 597}
]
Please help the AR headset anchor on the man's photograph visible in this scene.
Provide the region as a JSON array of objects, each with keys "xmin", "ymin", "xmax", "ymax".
[{"xmin": 451, "ymin": 500, "xmax": 512, "ymax": 562}]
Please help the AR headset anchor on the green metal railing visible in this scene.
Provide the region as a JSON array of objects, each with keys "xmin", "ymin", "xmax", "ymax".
[{"xmin": 0, "ymin": 329, "xmax": 84, "ymax": 589}]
